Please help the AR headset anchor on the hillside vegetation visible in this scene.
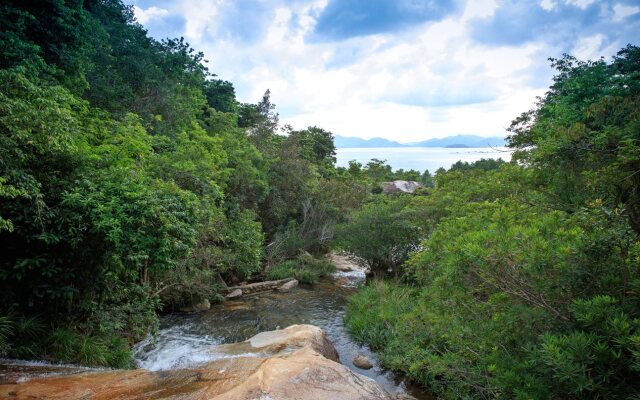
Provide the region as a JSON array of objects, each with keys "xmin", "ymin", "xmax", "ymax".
[
  {"xmin": 0, "ymin": 0, "xmax": 438, "ymax": 367},
  {"xmin": 1, "ymin": 4, "xmax": 638, "ymax": 399},
  {"xmin": 343, "ymin": 46, "xmax": 640, "ymax": 399}
]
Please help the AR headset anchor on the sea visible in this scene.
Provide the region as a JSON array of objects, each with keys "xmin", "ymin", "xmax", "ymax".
[{"xmin": 335, "ymin": 147, "xmax": 512, "ymax": 173}]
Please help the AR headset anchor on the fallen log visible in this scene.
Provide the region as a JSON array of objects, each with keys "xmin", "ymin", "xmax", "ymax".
[{"xmin": 222, "ymin": 277, "xmax": 296, "ymax": 295}]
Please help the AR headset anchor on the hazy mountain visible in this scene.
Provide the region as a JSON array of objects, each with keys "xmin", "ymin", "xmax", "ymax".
[
  {"xmin": 333, "ymin": 136, "xmax": 406, "ymax": 148},
  {"xmin": 409, "ymin": 135, "xmax": 506, "ymax": 147},
  {"xmin": 334, "ymin": 135, "xmax": 506, "ymax": 148}
]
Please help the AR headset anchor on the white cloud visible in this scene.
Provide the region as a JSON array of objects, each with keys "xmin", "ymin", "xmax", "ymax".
[
  {"xmin": 180, "ymin": 1, "xmax": 552, "ymax": 142},
  {"xmin": 130, "ymin": 0, "xmax": 631, "ymax": 142},
  {"xmin": 540, "ymin": 0, "xmax": 556, "ymax": 11},
  {"xmin": 462, "ymin": 0, "xmax": 499, "ymax": 20},
  {"xmin": 572, "ymin": 34, "xmax": 605, "ymax": 60},
  {"xmin": 133, "ymin": 6, "xmax": 169, "ymax": 24},
  {"xmin": 565, "ymin": 0, "xmax": 596, "ymax": 10},
  {"xmin": 176, "ymin": 0, "xmax": 222, "ymax": 41},
  {"xmin": 612, "ymin": 3, "xmax": 640, "ymax": 21}
]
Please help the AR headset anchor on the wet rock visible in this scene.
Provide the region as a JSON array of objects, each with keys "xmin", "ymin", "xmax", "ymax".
[
  {"xmin": 334, "ymin": 276, "xmax": 350, "ymax": 286},
  {"xmin": 327, "ymin": 252, "xmax": 367, "ymax": 273},
  {"xmin": 395, "ymin": 394, "xmax": 418, "ymax": 400},
  {"xmin": 0, "ymin": 325, "xmax": 394, "ymax": 400},
  {"xmin": 382, "ymin": 180, "xmax": 422, "ymax": 195},
  {"xmin": 224, "ymin": 300, "xmax": 249, "ymax": 311},
  {"xmin": 179, "ymin": 298, "xmax": 210, "ymax": 312},
  {"xmin": 353, "ymin": 354, "xmax": 374, "ymax": 369},
  {"xmin": 226, "ymin": 288, "xmax": 242, "ymax": 299},
  {"xmin": 198, "ymin": 298, "xmax": 211, "ymax": 311},
  {"xmin": 278, "ymin": 279, "xmax": 298, "ymax": 291},
  {"xmin": 213, "ymin": 324, "xmax": 340, "ymax": 362}
]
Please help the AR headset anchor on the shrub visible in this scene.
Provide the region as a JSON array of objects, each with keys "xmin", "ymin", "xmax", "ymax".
[
  {"xmin": 0, "ymin": 315, "xmax": 12, "ymax": 356},
  {"xmin": 266, "ymin": 261, "xmax": 297, "ymax": 280},
  {"xmin": 294, "ymin": 269, "xmax": 318, "ymax": 284},
  {"xmin": 336, "ymin": 197, "xmax": 421, "ymax": 277},
  {"xmin": 305, "ymin": 257, "xmax": 336, "ymax": 277},
  {"xmin": 345, "ymin": 280, "xmax": 416, "ymax": 350},
  {"xmin": 265, "ymin": 255, "xmax": 336, "ymax": 284},
  {"xmin": 346, "ymin": 202, "xmax": 640, "ymax": 399},
  {"xmin": 48, "ymin": 327, "xmax": 133, "ymax": 368}
]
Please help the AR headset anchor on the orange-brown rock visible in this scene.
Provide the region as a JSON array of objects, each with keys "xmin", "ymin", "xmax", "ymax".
[
  {"xmin": 0, "ymin": 325, "xmax": 393, "ymax": 400},
  {"xmin": 211, "ymin": 324, "xmax": 339, "ymax": 362}
]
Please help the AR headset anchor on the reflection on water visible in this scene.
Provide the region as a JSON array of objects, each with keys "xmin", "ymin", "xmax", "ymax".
[{"xmin": 133, "ymin": 271, "xmax": 431, "ymax": 399}]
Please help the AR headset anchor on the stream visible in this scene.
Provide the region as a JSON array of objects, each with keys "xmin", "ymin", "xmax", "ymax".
[{"xmin": 133, "ymin": 268, "xmax": 432, "ymax": 399}]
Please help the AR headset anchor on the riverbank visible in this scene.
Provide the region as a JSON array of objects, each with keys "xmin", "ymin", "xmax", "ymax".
[
  {"xmin": 0, "ymin": 325, "xmax": 394, "ymax": 399},
  {"xmin": 132, "ymin": 255, "xmax": 430, "ymax": 398},
  {"xmin": 0, "ymin": 255, "xmax": 431, "ymax": 399}
]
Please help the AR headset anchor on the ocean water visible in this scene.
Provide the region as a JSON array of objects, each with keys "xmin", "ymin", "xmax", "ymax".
[{"xmin": 336, "ymin": 147, "xmax": 512, "ymax": 173}]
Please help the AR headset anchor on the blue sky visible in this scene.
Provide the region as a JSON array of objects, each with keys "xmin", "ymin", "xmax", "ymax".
[{"xmin": 129, "ymin": 0, "xmax": 640, "ymax": 142}]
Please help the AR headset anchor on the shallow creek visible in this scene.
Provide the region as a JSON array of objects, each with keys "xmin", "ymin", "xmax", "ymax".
[{"xmin": 133, "ymin": 269, "xmax": 432, "ymax": 399}]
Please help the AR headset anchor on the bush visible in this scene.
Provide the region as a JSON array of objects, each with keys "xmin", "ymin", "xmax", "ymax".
[
  {"xmin": 48, "ymin": 327, "xmax": 133, "ymax": 368},
  {"xmin": 266, "ymin": 260, "xmax": 297, "ymax": 280},
  {"xmin": 294, "ymin": 269, "xmax": 319, "ymax": 284},
  {"xmin": 265, "ymin": 254, "xmax": 336, "ymax": 284},
  {"xmin": 336, "ymin": 197, "xmax": 421, "ymax": 277},
  {"xmin": 302, "ymin": 255, "xmax": 336, "ymax": 277},
  {"xmin": 7, "ymin": 316, "xmax": 45, "ymax": 359},
  {"xmin": 527, "ymin": 296, "xmax": 640, "ymax": 399},
  {"xmin": 345, "ymin": 280, "xmax": 416, "ymax": 349},
  {"xmin": 346, "ymin": 202, "xmax": 640, "ymax": 399},
  {"xmin": 0, "ymin": 315, "xmax": 12, "ymax": 356}
]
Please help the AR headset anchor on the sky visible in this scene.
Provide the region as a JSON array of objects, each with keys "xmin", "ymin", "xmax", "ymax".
[{"xmin": 128, "ymin": 0, "xmax": 640, "ymax": 142}]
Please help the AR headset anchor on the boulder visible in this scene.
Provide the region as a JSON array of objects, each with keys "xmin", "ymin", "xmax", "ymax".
[
  {"xmin": 212, "ymin": 324, "xmax": 339, "ymax": 362},
  {"xmin": 0, "ymin": 325, "xmax": 394, "ymax": 400},
  {"xmin": 334, "ymin": 276, "xmax": 350, "ymax": 286},
  {"xmin": 353, "ymin": 354, "xmax": 374, "ymax": 369},
  {"xmin": 179, "ymin": 298, "xmax": 210, "ymax": 312},
  {"xmin": 278, "ymin": 279, "xmax": 298, "ymax": 291},
  {"xmin": 382, "ymin": 180, "xmax": 422, "ymax": 195},
  {"xmin": 326, "ymin": 252, "xmax": 367, "ymax": 273},
  {"xmin": 226, "ymin": 288, "xmax": 243, "ymax": 299}
]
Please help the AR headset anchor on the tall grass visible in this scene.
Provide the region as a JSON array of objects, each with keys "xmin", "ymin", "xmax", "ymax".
[
  {"xmin": 48, "ymin": 327, "xmax": 133, "ymax": 368},
  {"xmin": 0, "ymin": 315, "xmax": 13, "ymax": 356},
  {"xmin": 345, "ymin": 280, "xmax": 416, "ymax": 350}
]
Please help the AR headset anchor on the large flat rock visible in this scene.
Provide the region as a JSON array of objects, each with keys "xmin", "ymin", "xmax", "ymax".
[
  {"xmin": 0, "ymin": 324, "xmax": 393, "ymax": 400},
  {"xmin": 212, "ymin": 324, "xmax": 340, "ymax": 362}
]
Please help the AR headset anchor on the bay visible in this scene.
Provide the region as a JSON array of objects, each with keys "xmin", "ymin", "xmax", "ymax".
[{"xmin": 336, "ymin": 146, "xmax": 512, "ymax": 173}]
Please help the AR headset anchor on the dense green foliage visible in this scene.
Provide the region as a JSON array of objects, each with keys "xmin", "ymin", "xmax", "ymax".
[
  {"xmin": 0, "ymin": 0, "xmax": 359, "ymax": 367},
  {"xmin": 339, "ymin": 158, "xmax": 437, "ymax": 189},
  {"xmin": 266, "ymin": 254, "xmax": 336, "ymax": 284},
  {"xmin": 2, "ymin": 7, "xmax": 638, "ymax": 400},
  {"xmin": 345, "ymin": 47, "xmax": 640, "ymax": 399},
  {"xmin": 336, "ymin": 197, "xmax": 422, "ymax": 276}
]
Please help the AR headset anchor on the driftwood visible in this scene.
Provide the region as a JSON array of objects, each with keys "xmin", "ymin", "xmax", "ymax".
[{"xmin": 222, "ymin": 278, "xmax": 296, "ymax": 295}]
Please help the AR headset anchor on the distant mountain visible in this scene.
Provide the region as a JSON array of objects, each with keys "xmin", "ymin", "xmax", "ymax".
[
  {"xmin": 409, "ymin": 135, "xmax": 506, "ymax": 148},
  {"xmin": 333, "ymin": 136, "xmax": 405, "ymax": 148},
  {"xmin": 334, "ymin": 135, "xmax": 506, "ymax": 148}
]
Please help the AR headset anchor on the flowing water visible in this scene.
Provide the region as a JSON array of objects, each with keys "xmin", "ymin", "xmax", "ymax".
[{"xmin": 133, "ymin": 269, "xmax": 432, "ymax": 399}]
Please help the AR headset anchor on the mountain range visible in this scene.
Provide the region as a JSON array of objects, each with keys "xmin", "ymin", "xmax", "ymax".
[{"xmin": 334, "ymin": 135, "xmax": 506, "ymax": 148}]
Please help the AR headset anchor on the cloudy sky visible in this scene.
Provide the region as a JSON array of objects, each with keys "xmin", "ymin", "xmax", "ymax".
[{"xmin": 129, "ymin": 0, "xmax": 639, "ymax": 142}]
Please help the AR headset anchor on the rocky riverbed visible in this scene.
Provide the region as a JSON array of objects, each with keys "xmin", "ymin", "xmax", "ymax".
[
  {"xmin": 0, "ymin": 325, "xmax": 396, "ymax": 399},
  {"xmin": 0, "ymin": 254, "xmax": 431, "ymax": 399}
]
